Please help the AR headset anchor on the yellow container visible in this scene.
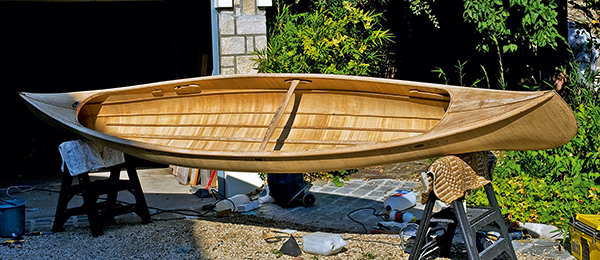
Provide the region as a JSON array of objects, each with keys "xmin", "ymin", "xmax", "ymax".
[{"xmin": 570, "ymin": 214, "xmax": 600, "ymax": 260}]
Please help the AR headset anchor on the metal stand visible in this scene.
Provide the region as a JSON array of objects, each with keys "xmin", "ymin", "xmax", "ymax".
[
  {"xmin": 52, "ymin": 161, "xmax": 151, "ymax": 237},
  {"xmin": 408, "ymin": 183, "xmax": 517, "ymax": 260}
]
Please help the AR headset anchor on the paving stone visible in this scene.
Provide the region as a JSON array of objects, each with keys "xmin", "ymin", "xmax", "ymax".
[
  {"xmin": 308, "ymin": 186, "xmax": 323, "ymax": 192},
  {"xmin": 35, "ymin": 218, "xmax": 52, "ymax": 223},
  {"xmin": 383, "ymin": 179, "xmax": 403, "ymax": 186},
  {"xmin": 318, "ymin": 186, "xmax": 341, "ymax": 194},
  {"xmin": 335, "ymin": 181, "xmax": 366, "ymax": 193},
  {"xmin": 371, "ymin": 185, "xmax": 395, "ymax": 194},
  {"xmin": 340, "ymin": 180, "xmax": 364, "ymax": 188},
  {"xmin": 350, "ymin": 185, "xmax": 377, "ymax": 197},
  {"xmin": 366, "ymin": 179, "xmax": 387, "ymax": 186},
  {"xmin": 401, "ymin": 181, "xmax": 422, "ymax": 189},
  {"xmin": 310, "ymin": 180, "xmax": 330, "ymax": 187}
]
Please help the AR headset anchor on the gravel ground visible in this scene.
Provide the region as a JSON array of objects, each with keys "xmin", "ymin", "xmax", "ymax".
[{"xmin": 0, "ymin": 213, "xmax": 566, "ymax": 260}]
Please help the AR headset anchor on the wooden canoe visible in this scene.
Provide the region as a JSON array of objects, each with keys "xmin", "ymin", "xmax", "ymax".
[{"xmin": 20, "ymin": 73, "xmax": 577, "ymax": 173}]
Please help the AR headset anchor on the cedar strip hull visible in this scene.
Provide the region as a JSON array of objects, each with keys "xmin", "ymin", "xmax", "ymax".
[{"xmin": 20, "ymin": 74, "xmax": 577, "ymax": 173}]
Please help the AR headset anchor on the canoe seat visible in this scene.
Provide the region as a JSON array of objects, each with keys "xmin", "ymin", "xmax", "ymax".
[
  {"xmin": 52, "ymin": 151, "xmax": 151, "ymax": 237},
  {"xmin": 409, "ymin": 151, "xmax": 517, "ymax": 260}
]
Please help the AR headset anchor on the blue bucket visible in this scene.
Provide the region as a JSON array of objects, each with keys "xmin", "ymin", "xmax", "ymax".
[{"xmin": 0, "ymin": 199, "xmax": 26, "ymax": 237}]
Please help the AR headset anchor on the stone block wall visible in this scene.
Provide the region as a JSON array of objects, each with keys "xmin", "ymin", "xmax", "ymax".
[{"xmin": 217, "ymin": 0, "xmax": 269, "ymax": 75}]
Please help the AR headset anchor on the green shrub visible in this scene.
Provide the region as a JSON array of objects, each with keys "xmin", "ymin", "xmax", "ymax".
[
  {"xmin": 468, "ymin": 101, "xmax": 600, "ymax": 232},
  {"xmin": 304, "ymin": 169, "xmax": 358, "ymax": 187},
  {"xmin": 463, "ymin": 0, "xmax": 562, "ymax": 54},
  {"xmin": 253, "ymin": 0, "xmax": 393, "ymax": 77}
]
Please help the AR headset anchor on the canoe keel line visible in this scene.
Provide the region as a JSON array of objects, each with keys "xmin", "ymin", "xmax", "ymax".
[{"xmin": 20, "ymin": 74, "xmax": 577, "ymax": 173}]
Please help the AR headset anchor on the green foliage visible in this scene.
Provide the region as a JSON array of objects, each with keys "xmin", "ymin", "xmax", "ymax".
[
  {"xmin": 463, "ymin": 0, "xmax": 563, "ymax": 54},
  {"xmin": 253, "ymin": 0, "xmax": 393, "ymax": 77},
  {"xmin": 468, "ymin": 91, "xmax": 600, "ymax": 234},
  {"xmin": 431, "ymin": 60, "xmax": 484, "ymax": 88},
  {"xmin": 562, "ymin": 63, "xmax": 600, "ymax": 107},
  {"xmin": 407, "ymin": 0, "xmax": 439, "ymax": 28},
  {"xmin": 460, "ymin": 0, "xmax": 564, "ymax": 90},
  {"xmin": 305, "ymin": 169, "xmax": 358, "ymax": 187}
]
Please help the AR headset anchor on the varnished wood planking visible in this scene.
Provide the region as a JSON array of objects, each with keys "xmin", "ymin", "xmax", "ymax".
[
  {"xmin": 21, "ymin": 73, "xmax": 577, "ymax": 173},
  {"xmin": 81, "ymin": 87, "xmax": 445, "ymax": 152}
]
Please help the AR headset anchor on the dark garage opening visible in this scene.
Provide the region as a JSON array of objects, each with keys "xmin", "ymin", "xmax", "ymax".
[{"xmin": 1, "ymin": 1, "xmax": 214, "ymax": 180}]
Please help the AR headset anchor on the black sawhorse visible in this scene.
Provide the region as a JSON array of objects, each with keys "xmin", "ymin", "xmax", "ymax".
[
  {"xmin": 52, "ymin": 161, "xmax": 151, "ymax": 237},
  {"xmin": 408, "ymin": 183, "xmax": 517, "ymax": 260}
]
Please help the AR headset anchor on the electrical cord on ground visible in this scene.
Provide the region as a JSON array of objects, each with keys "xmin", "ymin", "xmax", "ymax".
[
  {"xmin": 0, "ymin": 185, "xmax": 218, "ymax": 222},
  {"xmin": 347, "ymin": 207, "xmax": 387, "ymax": 234},
  {"xmin": 147, "ymin": 207, "xmax": 213, "ymax": 221},
  {"xmin": 1, "ymin": 185, "xmax": 37, "ymax": 198},
  {"xmin": 209, "ymin": 188, "xmax": 239, "ymax": 213},
  {"xmin": 399, "ymin": 223, "xmax": 420, "ymax": 253}
]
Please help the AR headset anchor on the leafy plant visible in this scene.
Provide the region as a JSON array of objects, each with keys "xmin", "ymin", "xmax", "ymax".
[
  {"xmin": 480, "ymin": 65, "xmax": 492, "ymax": 89},
  {"xmin": 462, "ymin": 0, "xmax": 565, "ymax": 89},
  {"xmin": 432, "ymin": 60, "xmax": 484, "ymax": 87},
  {"xmin": 253, "ymin": 0, "xmax": 394, "ymax": 77},
  {"xmin": 463, "ymin": 0, "xmax": 562, "ymax": 54},
  {"xmin": 562, "ymin": 63, "xmax": 600, "ymax": 107},
  {"xmin": 305, "ymin": 169, "xmax": 358, "ymax": 187},
  {"xmin": 468, "ymin": 61, "xmax": 600, "ymax": 236},
  {"xmin": 407, "ymin": 0, "xmax": 439, "ymax": 28}
]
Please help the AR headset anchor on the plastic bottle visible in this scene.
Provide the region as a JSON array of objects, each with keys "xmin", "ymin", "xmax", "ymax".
[
  {"xmin": 389, "ymin": 211, "xmax": 417, "ymax": 222},
  {"xmin": 229, "ymin": 194, "xmax": 250, "ymax": 212},
  {"xmin": 214, "ymin": 199, "xmax": 234, "ymax": 212},
  {"xmin": 302, "ymin": 232, "xmax": 347, "ymax": 255},
  {"xmin": 258, "ymin": 185, "xmax": 276, "ymax": 204},
  {"xmin": 383, "ymin": 190, "xmax": 417, "ymax": 212}
]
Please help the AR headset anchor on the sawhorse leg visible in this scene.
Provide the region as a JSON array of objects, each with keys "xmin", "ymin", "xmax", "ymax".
[
  {"xmin": 52, "ymin": 172, "xmax": 74, "ymax": 233},
  {"xmin": 77, "ymin": 173, "xmax": 104, "ymax": 237},
  {"xmin": 125, "ymin": 165, "xmax": 151, "ymax": 223},
  {"xmin": 52, "ymin": 163, "xmax": 151, "ymax": 237},
  {"xmin": 408, "ymin": 194, "xmax": 437, "ymax": 260},
  {"xmin": 409, "ymin": 186, "xmax": 517, "ymax": 260}
]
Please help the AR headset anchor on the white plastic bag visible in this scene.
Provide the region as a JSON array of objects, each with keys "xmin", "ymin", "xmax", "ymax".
[{"xmin": 302, "ymin": 232, "xmax": 347, "ymax": 255}]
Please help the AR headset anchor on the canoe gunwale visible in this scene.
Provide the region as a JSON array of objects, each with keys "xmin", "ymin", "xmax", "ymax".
[
  {"xmin": 20, "ymin": 73, "xmax": 577, "ymax": 172},
  {"xmin": 28, "ymin": 84, "xmax": 556, "ymax": 158}
]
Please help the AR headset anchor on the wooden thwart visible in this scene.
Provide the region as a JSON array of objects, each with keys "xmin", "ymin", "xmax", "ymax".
[{"xmin": 259, "ymin": 79, "xmax": 301, "ymax": 151}]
